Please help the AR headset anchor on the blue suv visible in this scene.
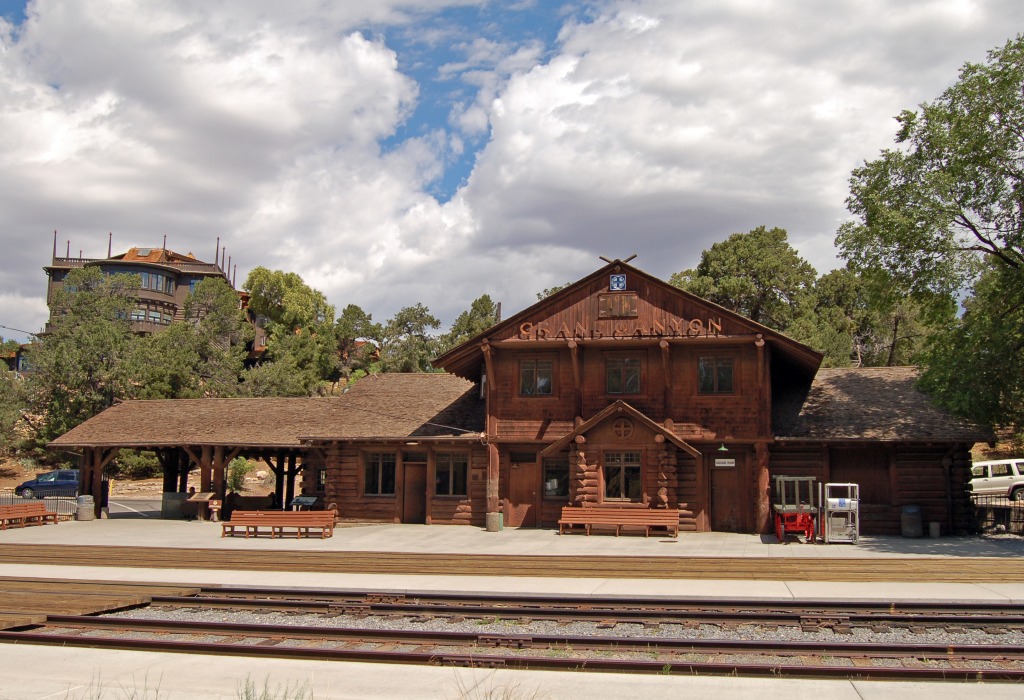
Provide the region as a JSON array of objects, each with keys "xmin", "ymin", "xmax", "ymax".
[{"xmin": 15, "ymin": 469, "xmax": 80, "ymax": 499}]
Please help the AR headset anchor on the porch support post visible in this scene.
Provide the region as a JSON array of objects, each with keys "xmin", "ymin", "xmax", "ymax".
[
  {"xmin": 755, "ymin": 442, "xmax": 771, "ymax": 534},
  {"xmin": 212, "ymin": 446, "xmax": 226, "ymax": 500},
  {"xmin": 284, "ymin": 453, "xmax": 297, "ymax": 507},
  {"xmin": 158, "ymin": 450, "xmax": 177, "ymax": 493},
  {"xmin": 485, "ymin": 442, "xmax": 500, "ymax": 531},
  {"xmin": 482, "ymin": 340, "xmax": 501, "ymax": 533},
  {"xmin": 199, "ymin": 445, "xmax": 213, "ymax": 492}
]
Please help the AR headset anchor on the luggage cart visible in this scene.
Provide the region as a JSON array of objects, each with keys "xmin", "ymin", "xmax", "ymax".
[
  {"xmin": 772, "ymin": 476, "xmax": 817, "ymax": 543},
  {"xmin": 822, "ymin": 482, "xmax": 859, "ymax": 543}
]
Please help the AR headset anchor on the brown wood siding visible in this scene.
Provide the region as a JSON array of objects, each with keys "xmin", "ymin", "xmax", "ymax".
[
  {"xmin": 769, "ymin": 442, "xmax": 975, "ymax": 536},
  {"xmin": 492, "ymin": 342, "xmax": 768, "ymax": 444}
]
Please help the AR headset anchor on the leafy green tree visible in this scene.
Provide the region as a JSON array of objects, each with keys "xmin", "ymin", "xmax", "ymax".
[
  {"xmin": 334, "ymin": 303, "xmax": 382, "ymax": 381},
  {"xmin": 0, "ymin": 364, "xmax": 26, "ymax": 451},
  {"xmin": 128, "ymin": 323, "xmax": 204, "ymax": 399},
  {"xmin": 439, "ymin": 294, "xmax": 499, "ymax": 353},
  {"xmin": 379, "ymin": 303, "xmax": 441, "ymax": 373},
  {"xmin": 788, "ymin": 268, "xmax": 951, "ymax": 367},
  {"xmin": 26, "ymin": 268, "xmax": 138, "ymax": 440},
  {"xmin": 918, "ymin": 262, "xmax": 1024, "ymax": 433},
  {"xmin": 240, "ymin": 330, "xmax": 323, "ymax": 396},
  {"xmin": 185, "ymin": 277, "xmax": 251, "ymax": 396},
  {"xmin": 670, "ymin": 226, "xmax": 816, "ymax": 331},
  {"xmin": 837, "ymin": 35, "xmax": 1024, "ymax": 294},
  {"xmin": 536, "ymin": 283, "xmax": 570, "ymax": 300},
  {"xmin": 243, "ymin": 267, "xmax": 334, "ymax": 333},
  {"xmin": 837, "ymin": 36, "xmax": 1024, "ymax": 436}
]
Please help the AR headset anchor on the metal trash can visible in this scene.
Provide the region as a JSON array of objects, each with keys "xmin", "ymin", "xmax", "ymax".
[
  {"xmin": 900, "ymin": 504, "xmax": 923, "ymax": 537},
  {"xmin": 76, "ymin": 495, "xmax": 96, "ymax": 522}
]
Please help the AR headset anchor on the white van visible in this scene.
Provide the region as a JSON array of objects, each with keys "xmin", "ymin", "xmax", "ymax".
[{"xmin": 969, "ymin": 459, "xmax": 1024, "ymax": 500}]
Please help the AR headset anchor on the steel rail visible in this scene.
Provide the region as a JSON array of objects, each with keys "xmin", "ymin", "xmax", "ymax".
[
  {"xmin": 32, "ymin": 615, "xmax": 1024, "ymax": 660},
  {"xmin": 189, "ymin": 585, "xmax": 1024, "ymax": 616},
  {"xmin": 151, "ymin": 590, "xmax": 1024, "ymax": 628},
  {"xmin": 3, "ymin": 618, "xmax": 1024, "ymax": 682}
]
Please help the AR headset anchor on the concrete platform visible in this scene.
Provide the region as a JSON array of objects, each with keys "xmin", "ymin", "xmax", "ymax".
[{"xmin": 2, "ymin": 519, "xmax": 1023, "ymax": 698}]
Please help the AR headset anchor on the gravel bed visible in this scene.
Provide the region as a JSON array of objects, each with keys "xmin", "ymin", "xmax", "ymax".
[{"xmin": 106, "ymin": 606, "xmax": 1024, "ymax": 648}]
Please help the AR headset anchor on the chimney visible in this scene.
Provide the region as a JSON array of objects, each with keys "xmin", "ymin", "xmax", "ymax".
[
  {"xmin": 107, "ymin": 232, "xmax": 112, "ymax": 258},
  {"xmin": 215, "ymin": 236, "xmax": 220, "ymax": 268},
  {"xmin": 52, "ymin": 230, "xmax": 57, "ymax": 260}
]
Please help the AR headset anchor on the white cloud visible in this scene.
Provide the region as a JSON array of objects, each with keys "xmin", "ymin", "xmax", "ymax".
[{"xmin": 1, "ymin": 0, "xmax": 1023, "ymax": 344}]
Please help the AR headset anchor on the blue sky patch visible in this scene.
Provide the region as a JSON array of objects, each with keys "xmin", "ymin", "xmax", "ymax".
[{"xmin": 375, "ymin": 2, "xmax": 580, "ymax": 201}]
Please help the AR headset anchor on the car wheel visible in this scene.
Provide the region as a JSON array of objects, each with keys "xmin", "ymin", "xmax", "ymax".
[
  {"xmin": 1012, "ymin": 489, "xmax": 1024, "ymax": 502},
  {"xmin": 20, "ymin": 488, "xmax": 35, "ymax": 500}
]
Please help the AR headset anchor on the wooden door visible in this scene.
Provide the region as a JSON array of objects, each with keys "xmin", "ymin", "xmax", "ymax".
[
  {"xmin": 402, "ymin": 463, "xmax": 427, "ymax": 524},
  {"xmin": 711, "ymin": 463, "xmax": 742, "ymax": 532},
  {"xmin": 507, "ymin": 460, "xmax": 540, "ymax": 527}
]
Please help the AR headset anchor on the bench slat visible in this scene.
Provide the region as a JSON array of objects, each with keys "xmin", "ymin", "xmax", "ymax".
[
  {"xmin": 557, "ymin": 506, "xmax": 679, "ymax": 537},
  {"xmin": 221, "ymin": 510, "xmax": 334, "ymax": 540}
]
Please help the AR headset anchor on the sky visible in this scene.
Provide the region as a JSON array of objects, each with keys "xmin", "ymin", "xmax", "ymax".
[{"xmin": 1, "ymin": 0, "xmax": 1022, "ymax": 343}]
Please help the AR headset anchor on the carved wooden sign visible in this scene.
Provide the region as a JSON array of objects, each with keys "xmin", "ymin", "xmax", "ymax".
[{"xmin": 519, "ymin": 316, "xmax": 723, "ymax": 341}]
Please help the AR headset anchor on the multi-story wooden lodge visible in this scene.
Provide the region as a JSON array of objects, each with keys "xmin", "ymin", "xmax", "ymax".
[
  {"xmin": 44, "ymin": 232, "xmax": 241, "ymax": 336},
  {"xmin": 51, "ymin": 259, "xmax": 988, "ymax": 535}
]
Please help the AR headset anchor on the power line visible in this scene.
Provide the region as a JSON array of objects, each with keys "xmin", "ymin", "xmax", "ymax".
[{"xmin": 0, "ymin": 324, "xmax": 34, "ymax": 336}]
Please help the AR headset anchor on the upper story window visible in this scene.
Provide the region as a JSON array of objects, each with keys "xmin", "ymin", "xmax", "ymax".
[
  {"xmin": 520, "ymin": 359, "xmax": 553, "ymax": 396},
  {"xmin": 698, "ymin": 356, "xmax": 734, "ymax": 394},
  {"xmin": 138, "ymin": 271, "xmax": 174, "ymax": 294},
  {"xmin": 606, "ymin": 357, "xmax": 641, "ymax": 394}
]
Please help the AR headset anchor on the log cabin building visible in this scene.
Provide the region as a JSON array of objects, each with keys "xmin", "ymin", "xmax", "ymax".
[{"xmin": 50, "ymin": 259, "xmax": 988, "ymax": 535}]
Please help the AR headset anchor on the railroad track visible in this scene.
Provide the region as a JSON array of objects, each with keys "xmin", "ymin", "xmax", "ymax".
[
  {"xmin": 4, "ymin": 581, "xmax": 1024, "ymax": 681},
  {"xmin": 4, "ymin": 611, "xmax": 1024, "ymax": 681},
  {"xmin": 153, "ymin": 586, "xmax": 1024, "ymax": 633},
  {"xmin": 3, "ymin": 543, "xmax": 1024, "ymax": 581}
]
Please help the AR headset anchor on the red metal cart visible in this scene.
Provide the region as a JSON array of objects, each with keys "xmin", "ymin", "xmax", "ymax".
[{"xmin": 772, "ymin": 476, "xmax": 817, "ymax": 543}]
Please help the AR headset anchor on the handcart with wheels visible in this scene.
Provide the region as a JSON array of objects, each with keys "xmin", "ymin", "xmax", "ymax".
[{"xmin": 772, "ymin": 476, "xmax": 817, "ymax": 542}]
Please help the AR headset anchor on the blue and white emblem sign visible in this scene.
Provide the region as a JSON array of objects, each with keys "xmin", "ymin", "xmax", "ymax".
[{"xmin": 609, "ymin": 274, "xmax": 626, "ymax": 291}]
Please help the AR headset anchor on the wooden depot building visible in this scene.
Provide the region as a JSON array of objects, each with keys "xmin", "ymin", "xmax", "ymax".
[{"xmin": 51, "ymin": 259, "xmax": 988, "ymax": 535}]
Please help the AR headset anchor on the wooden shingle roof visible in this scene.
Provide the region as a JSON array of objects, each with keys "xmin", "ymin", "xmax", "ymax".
[
  {"xmin": 49, "ymin": 374, "xmax": 484, "ymax": 449},
  {"xmin": 773, "ymin": 367, "xmax": 991, "ymax": 443}
]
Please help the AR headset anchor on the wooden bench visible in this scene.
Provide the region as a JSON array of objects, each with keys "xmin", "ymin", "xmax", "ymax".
[
  {"xmin": 0, "ymin": 502, "xmax": 60, "ymax": 530},
  {"xmin": 221, "ymin": 510, "xmax": 335, "ymax": 539},
  {"xmin": 558, "ymin": 506, "xmax": 680, "ymax": 537}
]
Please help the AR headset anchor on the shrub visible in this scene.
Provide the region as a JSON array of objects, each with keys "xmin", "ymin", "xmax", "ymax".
[
  {"xmin": 113, "ymin": 449, "xmax": 161, "ymax": 479},
  {"xmin": 228, "ymin": 457, "xmax": 255, "ymax": 492}
]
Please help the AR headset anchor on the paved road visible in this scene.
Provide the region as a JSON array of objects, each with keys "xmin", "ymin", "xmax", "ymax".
[{"xmin": 108, "ymin": 498, "xmax": 162, "ymax": 518}]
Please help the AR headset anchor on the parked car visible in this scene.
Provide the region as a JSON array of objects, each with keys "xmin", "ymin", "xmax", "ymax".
[
  {"xmin": 14, "ymin": 469, "xmax": 80, "ymax": 499},
  {"xmin": 969, "ymin": 459, "xmax": 1024, "ymax": 500}
]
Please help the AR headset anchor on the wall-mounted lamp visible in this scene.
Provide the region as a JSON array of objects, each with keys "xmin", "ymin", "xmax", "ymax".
[{"xmin": 717, "ymin": 443, "xmax": 729, "ymax": 452}]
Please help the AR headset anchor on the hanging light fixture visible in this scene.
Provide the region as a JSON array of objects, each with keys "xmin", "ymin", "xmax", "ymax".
[{"xmin": 717, "ymin": 443, "xmax": 729, "ymax": 452}]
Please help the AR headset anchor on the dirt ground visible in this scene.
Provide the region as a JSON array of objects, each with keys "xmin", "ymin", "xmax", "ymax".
[{"xmin": 0, "ymin": 456, "xmax": 274, "ymax": 498}]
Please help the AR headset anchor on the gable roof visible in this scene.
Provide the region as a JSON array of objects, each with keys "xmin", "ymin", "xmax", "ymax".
[
  {"xmin": 113, "ymin": 248, "xmax": 204, "ymax": 264},
  {"xmin": 433, "ymin": 258, "xmax": 822, "ymax": 381},
  {"xmin": 540, "ymin": 400, "xmax": 701, "ymax": 457},
  {"xmin": 49, "ymin": 373, "xmax": 484, "ymax": 450},
  {"xmin": 773, "ymin": 366, "xmax": 992, "ymax": 443}
]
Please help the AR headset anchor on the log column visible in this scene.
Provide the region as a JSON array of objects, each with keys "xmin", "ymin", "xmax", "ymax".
[
  {"xmin": 755, "ymin": 442, "xmax": 771, "ymax": 534},
  {"xmin": 485, "ymin": 442, "xmax": 500, "ymax": 531},
  {"xmin": 654, "ymin": 438, "xmax": 677, "ymax": 508}
]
